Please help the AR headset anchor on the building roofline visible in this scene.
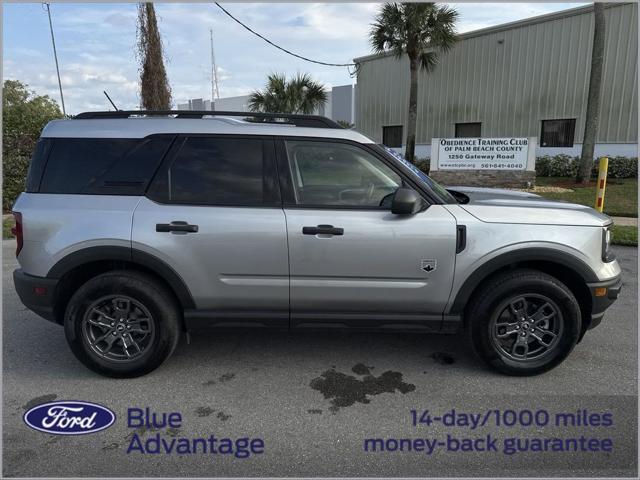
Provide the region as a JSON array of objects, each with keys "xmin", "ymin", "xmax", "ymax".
[{"xmin": 354, "ymin": 2, "xmax": 630, "ymax": 64}]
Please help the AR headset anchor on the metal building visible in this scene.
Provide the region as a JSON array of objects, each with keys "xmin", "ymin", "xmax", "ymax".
[{"xmin": 353, "ymin": 3, "xmax": 638, "ymax": 158}]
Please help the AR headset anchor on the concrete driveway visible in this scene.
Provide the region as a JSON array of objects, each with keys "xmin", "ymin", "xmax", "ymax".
[{"xmin": 3, "ymin": 240, "xmax": 637, "ymax": 477}]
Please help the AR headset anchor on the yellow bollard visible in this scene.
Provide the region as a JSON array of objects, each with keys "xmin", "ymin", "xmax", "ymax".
[{"xmin": 594, "ymin": 156, "xmax": 609, "ymax": 212}]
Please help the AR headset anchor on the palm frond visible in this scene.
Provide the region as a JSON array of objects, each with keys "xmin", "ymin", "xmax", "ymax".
[
  {"xmin": 249, "ymin": 73, "xmax": 327, "ymax": 114},
  {"xmin": 369, "ymin": 2, "xmax": 458, "ymax": 68},
  {"xmin": 369, "ymin": 3, "xmax": 406, "ymax": 59},
  {"xmin": 247, "ymin": 91, "xmax": 265, "ymax": 112},
  {"xmin": 419, "ymin": 51, "xmax": 438, "ymax": 73}
]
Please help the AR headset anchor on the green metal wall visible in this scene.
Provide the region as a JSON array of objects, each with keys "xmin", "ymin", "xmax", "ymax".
[{"xmin": 355, "ymin": 3, "xmax": 638, "ymax": 145}]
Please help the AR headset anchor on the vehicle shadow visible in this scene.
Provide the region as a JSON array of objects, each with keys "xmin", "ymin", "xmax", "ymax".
[
  {"xmin": 171, "ymin": 327, "xmax": 485, "ymax": 374},
  {"xmin": 3, "ymin": 312, "xmax": 488, "ymax": 381}
]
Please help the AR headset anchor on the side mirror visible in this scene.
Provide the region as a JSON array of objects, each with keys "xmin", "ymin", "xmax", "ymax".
[{"xmin": 391, "ymin": 187, "xmax": 423, "ymax": 215}]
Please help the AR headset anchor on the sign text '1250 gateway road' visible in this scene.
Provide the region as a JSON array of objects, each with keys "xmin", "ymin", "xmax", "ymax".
[{"xmin": 436, "ymin": 137, "xmax": 531, "ymax": 170}]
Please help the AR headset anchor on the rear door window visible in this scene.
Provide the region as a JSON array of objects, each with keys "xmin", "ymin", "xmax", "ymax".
[{"xmin": 147, "ymin": 136, "xmax": 280, "ymax": 206}]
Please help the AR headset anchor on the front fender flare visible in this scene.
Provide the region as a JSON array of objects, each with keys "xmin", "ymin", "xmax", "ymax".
[{"xmin": 449, "ymin": 247, "xmax": 598, "ymax": 315}]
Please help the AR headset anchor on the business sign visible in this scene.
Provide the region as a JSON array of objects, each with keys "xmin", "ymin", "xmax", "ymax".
[{"xmin": 435, "ymin": 137, "xmax": 531, "ymax": 170}]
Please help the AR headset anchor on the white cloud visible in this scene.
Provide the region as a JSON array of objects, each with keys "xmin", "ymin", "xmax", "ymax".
[{"xmin": 4, "ymin": 2, "xmax": 586, "ymax": 113}]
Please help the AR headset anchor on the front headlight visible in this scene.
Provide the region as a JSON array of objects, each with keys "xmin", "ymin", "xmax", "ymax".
[{"xmin": 602, "ymin": 226, "xmax": 615, "ymax": 262}]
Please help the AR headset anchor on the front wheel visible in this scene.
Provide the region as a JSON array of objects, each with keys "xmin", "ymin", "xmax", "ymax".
[
  {"xmin": 467, "ymin": 269, "xmax": 581, "ymax": 376},
  {"xmin": 64, "ymin": 271, "xmax": 182, "ymax": 378}
]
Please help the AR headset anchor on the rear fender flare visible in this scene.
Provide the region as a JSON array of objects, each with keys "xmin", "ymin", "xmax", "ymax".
[{"xmin": 47, "ymin": 246, "xmax": 195, "ymax": 310}]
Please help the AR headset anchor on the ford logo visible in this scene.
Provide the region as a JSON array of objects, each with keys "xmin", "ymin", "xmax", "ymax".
[{"xmin": 23, "ymin": 401, "xmax": 115, "ymax": 435}]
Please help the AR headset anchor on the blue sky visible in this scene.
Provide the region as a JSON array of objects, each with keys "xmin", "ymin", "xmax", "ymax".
[{"xmin": 4, "ymin": 2, "xmax": 586, "ymax": 114}]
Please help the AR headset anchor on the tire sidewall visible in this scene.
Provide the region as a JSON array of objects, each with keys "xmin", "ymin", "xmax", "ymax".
[
  {"xmin": 469, "ymin": 273, "xmax": 581, "ymax": 375},
  {"xmin": 64, "ymin": 272, "xmax": 180, "ymax": 378}
]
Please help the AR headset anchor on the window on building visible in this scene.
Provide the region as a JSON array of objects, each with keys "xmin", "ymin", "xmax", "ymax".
[
  {"xmin": 455, "ymin": 122, "xmax": 482, "ymax": 138},
  {"xmin": 151, "ymin": 137, "xmax": 272, "ymax": 206},
  {"xmin": 382, "ymin": 126, "xmax": 403, "ymax": 148},
  {"xmin": 540, "ymin": 119, "xmax": 576, "ymax": 147}
]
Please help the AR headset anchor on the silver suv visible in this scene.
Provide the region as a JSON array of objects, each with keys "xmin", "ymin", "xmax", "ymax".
[{"xmin": 12, "ymin": 111, "xmax": 622, "ymax": 378}]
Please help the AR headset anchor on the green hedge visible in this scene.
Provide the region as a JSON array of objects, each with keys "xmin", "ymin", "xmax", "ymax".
[
  {"xmin": 3, "ymin": 154, "xmax": 31, "ymax": 212},
  {"xmin": 412, "ymin": 155, "xmax": 636, "ymax": 179},
  {"xmin": 4, "ymin": 80, "xmax": 63, "ymax": 211},
  {"xmin": 415, "ymin": 158, "xmax": 430, "ymax": 174},
  {"xmin": 535, "ymin": 155, "xmax": 637, "ymax": 178}
]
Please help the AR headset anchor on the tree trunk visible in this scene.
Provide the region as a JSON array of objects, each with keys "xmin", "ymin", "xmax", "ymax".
[
  {"xmin": 405, "ymin": 56, "xmax": 419, "ymax": 163},
  {"xmin": 137, "ymin": 3, "xmax": 172, "ymax": 110},
  {"xmin": 577, "ymin": 3, "xmax": 606, "ymax": 184}
]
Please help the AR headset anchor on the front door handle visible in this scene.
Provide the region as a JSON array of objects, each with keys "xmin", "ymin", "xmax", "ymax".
[
  {"xmin": 156, "ymin": 221, "xmax": 199, "ymax": 233},
  {"xmin": 302, "ymin": 224, "xmax": 344, "ymax": 236}
]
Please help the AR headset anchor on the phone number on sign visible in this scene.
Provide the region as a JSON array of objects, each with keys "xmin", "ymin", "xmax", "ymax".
[
  {"xmin": 439, "ymin": 163, "xmax": 525, "ymax": 169},
  {"xmin": 479, "ymin": 163, "xmax": 525, "ymax": 169}
]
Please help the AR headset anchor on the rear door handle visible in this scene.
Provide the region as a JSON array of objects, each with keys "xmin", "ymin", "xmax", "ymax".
[
  {"xmin": 302, "ymin": 224, "xmax": 344, "ymax": 236},
  {"xmin": 156, "ymin": 221, "xmax": 199, "ymax": 233}
]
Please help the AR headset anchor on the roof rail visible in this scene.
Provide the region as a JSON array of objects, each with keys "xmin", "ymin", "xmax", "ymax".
[{"xmin": 74, "ymin": 110, "xmax": 344, "ymax": 129}]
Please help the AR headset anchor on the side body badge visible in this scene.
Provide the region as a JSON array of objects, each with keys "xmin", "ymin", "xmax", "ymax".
[{"xmin": 421, "ymin": 259, "xmax": 437, "ymax": 273}]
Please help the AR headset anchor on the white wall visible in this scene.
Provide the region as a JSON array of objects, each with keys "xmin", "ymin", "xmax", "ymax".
[
  {"xmin": 213, "ymin": 95, "xmax": 251, "ymax": 112},
  {"xmin": 393, "ymin": 143, "xmax": 638, "ymax": 160}
]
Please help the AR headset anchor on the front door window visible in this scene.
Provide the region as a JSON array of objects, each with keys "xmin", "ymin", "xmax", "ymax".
[{"xmin": 285, "ymin": 140, "xmax": 401, "ymax": 208}]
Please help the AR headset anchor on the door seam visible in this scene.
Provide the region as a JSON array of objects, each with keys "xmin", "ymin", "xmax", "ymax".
[{"xmin": 282, "ymin": 208, "xmax": 292, "ymax": 330}]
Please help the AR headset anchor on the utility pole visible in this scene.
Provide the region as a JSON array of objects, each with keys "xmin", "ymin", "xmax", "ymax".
[
  {"xmin": 210, "ymin": 28, "xmax": 220, "ymax": 103},
  {"xmin": 44, "ymin": 3, "xmax": 66, "ymax": 116}
]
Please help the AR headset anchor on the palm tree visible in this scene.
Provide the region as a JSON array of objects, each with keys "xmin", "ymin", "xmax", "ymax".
[
  {"xmin": 248, "ymin": 73, "xmax": 327, "ymax": 114},
  {"xmin": 577, "ymin": 3, "xmax": 606, "ymax": 184},
  {"xmin": 370, "ymin": 3, "xmax": 458, "ymax": 163}
]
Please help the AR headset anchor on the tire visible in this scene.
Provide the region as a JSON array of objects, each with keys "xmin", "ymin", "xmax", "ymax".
[
  {"xmin": 64, "ymin": 270, "xmax": 181, "ymax": 378},
  {"xmin": 466, "ymin": 269, "xmax": 581, "ymax": 376}
]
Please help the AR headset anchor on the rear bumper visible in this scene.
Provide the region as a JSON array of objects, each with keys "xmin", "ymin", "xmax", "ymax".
[
  {"xmin": 13, "ymin": 269, "xmax": 60, "ymax": 323},
  {"xmin": 586, "ymin": 274, "xmax": 623, "ymax": 330}
]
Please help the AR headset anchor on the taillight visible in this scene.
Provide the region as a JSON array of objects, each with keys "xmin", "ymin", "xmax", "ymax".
[{"xmin": 11, "ymin": 212, "xmax": 23, "ymax": 256}]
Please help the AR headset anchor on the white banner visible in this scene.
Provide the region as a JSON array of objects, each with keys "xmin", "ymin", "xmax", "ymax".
[{"xmin": 436, "ymin": 137, "xmax": 530, "ymax": 170}]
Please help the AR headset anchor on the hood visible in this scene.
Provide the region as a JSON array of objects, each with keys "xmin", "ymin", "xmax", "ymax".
[{"xmin": 446, "ymin": 186, "xmax": 612, "ymax": 227}]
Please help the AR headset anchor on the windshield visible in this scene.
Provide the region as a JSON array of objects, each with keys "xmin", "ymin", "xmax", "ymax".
[{"xmin": 380, "ymin": 146, "xmax": 457, "ymax": 204}]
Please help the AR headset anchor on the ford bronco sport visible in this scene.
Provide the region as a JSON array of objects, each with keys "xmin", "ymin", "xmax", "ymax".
[{"xmin": 12, "ymin": 111, "xmax": 622, "ymax": 377}]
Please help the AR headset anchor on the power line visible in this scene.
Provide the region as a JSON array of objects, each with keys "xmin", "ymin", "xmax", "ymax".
[{"xmin": 213, "ymin": 2, "xmax": 359, "ymax": 76}]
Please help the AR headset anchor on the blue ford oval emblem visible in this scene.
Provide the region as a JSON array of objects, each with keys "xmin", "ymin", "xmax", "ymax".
[{"xmin": 23, "ymin": 401, "xmax": 115, "ymax": 435}]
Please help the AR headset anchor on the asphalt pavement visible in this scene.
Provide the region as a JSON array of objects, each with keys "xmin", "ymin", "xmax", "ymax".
[{"xmin": 2, "ymin": 240, "xmax": 637, "ymax": 477}]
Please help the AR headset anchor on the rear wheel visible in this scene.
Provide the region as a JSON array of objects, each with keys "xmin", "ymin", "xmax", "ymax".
[
  {"xmin": 64, "ymin": 271, "xmax": 181, "ymax": 378},
  {"xmin": 467, "ymin": 269, "xmax": 581, "ymax": 376}
]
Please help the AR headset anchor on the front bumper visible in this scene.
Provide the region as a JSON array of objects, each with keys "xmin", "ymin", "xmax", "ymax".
[
  {"xmin": 13, "ymin": 269, "xmax": 60, "ymax": 323},
  {"xmin": 586, "ymin": 274, "xmax": 623, "ymax": 330}
]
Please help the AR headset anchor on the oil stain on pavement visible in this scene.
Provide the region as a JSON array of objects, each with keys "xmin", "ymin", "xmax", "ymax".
[
  {"xmin": 195, "ymin": 406, "xmax": 231, "ymax": 421},
  {"xmin": 430, "ymin": 352, "xmax": 455, "ymax": 365},
  {"xmin": 310, "ymin": 363, "xmax": 415, "ymax": 413},
  {"xmin": 196, "ymin": 406, "xmax": 215, "ymax": 417},
  {"xmin": 22, "ymin": 394, "xmax": 57, "ymax": 411},
  {"xmin": 216, "ymin": 411, "xmax": 232, "ymax": 421},
  {"xmin": 202, "ymin": 372, "xmax": 236, "ymax": 386}
]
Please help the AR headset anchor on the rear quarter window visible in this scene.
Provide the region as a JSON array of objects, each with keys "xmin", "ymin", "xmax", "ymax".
[
  {"xmin": 25, "ymin": 138, "xmax": 52, "ymax": 193},
  {"xmin": 38, "ymin": 136, "xmax": 173, "ymax": 195}
]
